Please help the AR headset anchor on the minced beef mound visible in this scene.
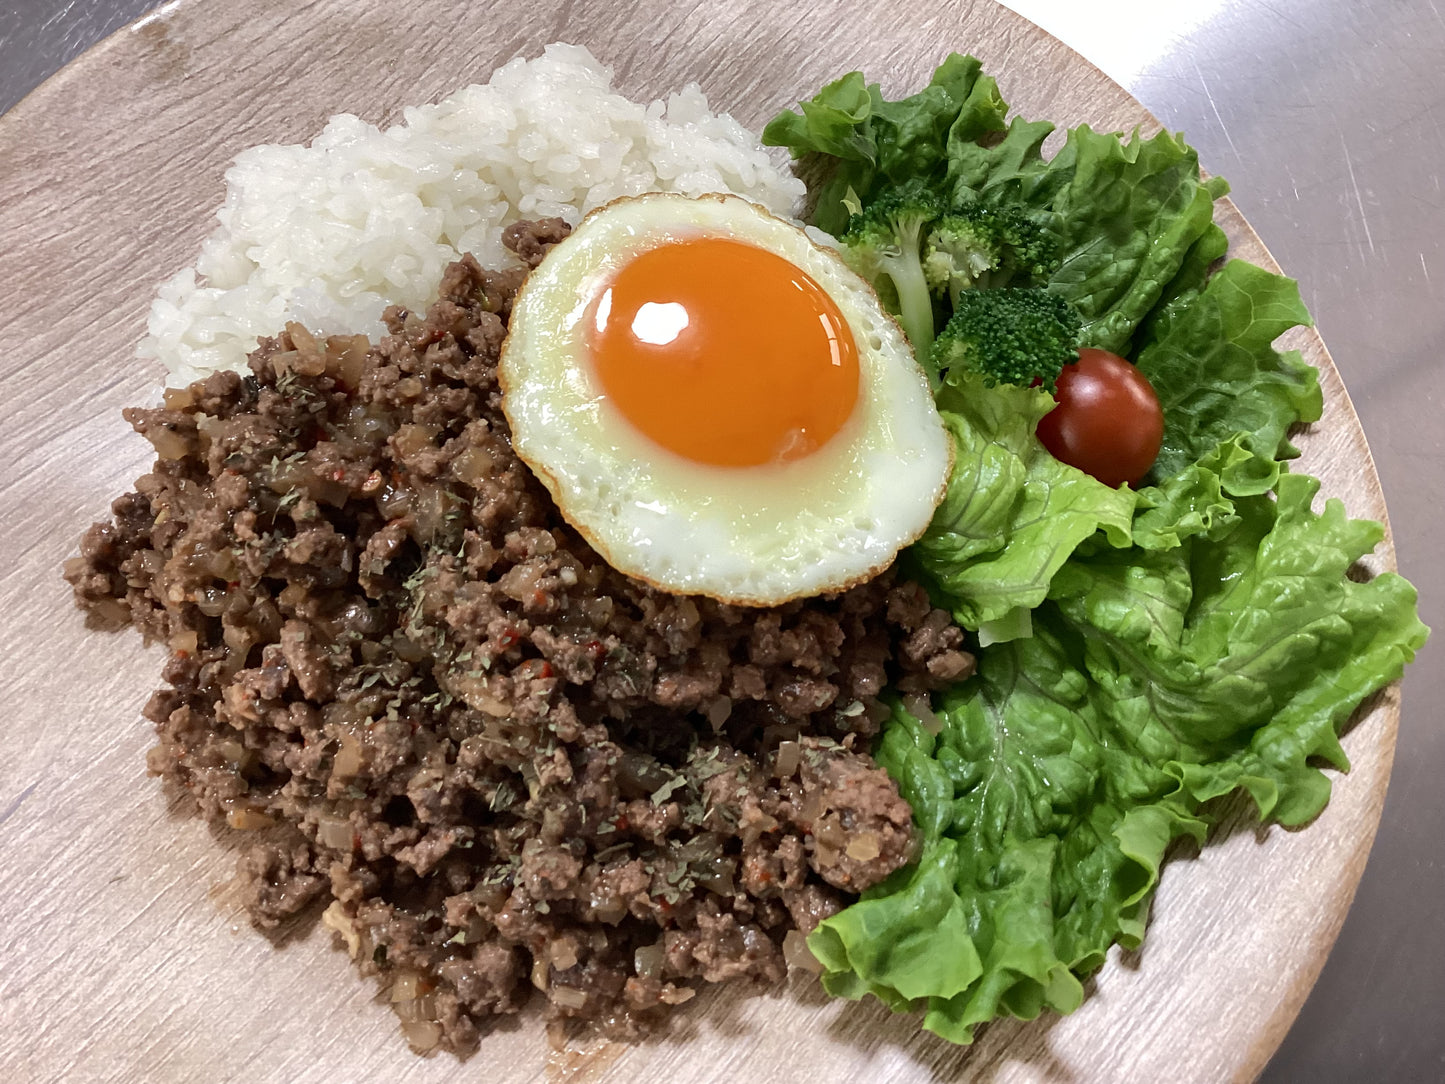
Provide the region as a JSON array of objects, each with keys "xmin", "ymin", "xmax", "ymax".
[{"xmin": 65, "ymin": 221, "xmax": 975, "ymax": 1055}]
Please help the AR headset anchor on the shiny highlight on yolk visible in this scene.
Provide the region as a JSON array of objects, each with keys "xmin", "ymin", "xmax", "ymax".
[{"xmin": 587, "ymin": 237, "xmax": 860, "ymax": 467}]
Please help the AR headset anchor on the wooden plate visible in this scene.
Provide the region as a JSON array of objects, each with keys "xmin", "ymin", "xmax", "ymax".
[{"xmin": 0, "ymin": 1, "xmax": 1400, "ymax": 1081}]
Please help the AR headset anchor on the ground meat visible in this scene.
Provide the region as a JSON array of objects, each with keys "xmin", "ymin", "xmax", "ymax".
[
  {"xmin": 500, "ymin": 217, "xmax": 572, "ymax": 268},
  {"xmin": 64, "ymin": 228, "xmax": 974, "ymax": 1055},
  {"xmin": 241, "ymin": 839, "xmax": 328, "ymax": 927}
]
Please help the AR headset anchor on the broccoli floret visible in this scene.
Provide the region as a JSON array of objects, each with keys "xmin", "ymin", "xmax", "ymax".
[
  {"xmin": 841, "ymin": 181, "xmax": 944, "ymax": 358},
  {"xmin": 923, "ymin": 204, "xmax": 1059, "ymax": 308},
  {"xmin": 923, "ymin": 209, "xmax": 1002, "ymax": 305},
  {"xmin": 930, "ymin": 287, "xmax": 1082, "ymax": 389},
  {"xmin": 988, "ymin": 207, "xmax": 1058, "ymax": 283}
]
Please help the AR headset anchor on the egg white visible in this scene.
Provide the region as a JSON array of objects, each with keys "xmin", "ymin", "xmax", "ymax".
[{"xmin": 499, "ymin": 192, "xmax": 952, "ymax": 606}]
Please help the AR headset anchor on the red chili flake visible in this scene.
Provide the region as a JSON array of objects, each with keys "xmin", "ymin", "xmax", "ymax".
[
  {"xmin": 516, "ymin": 659, "xmax": 554, "ymax": 681},
  {"xmin": 330, "ymin": 468, "xmax": 347, "ymax": 483},
  {"xmin": 614, "ymin": 815, "xmax": 630, "ymax": 832},
  {"xmin": 497, "ymin": 626, "xmax": 521, "ymax": 650},
  {"xmin": 530, "ymin": 589, "xmax": 549, "ymax": 609}
]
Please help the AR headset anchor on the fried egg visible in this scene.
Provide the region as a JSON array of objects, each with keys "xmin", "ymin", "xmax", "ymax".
[{"xmin": 499, "ymin": 192, "xmax": 952, "ymax": 605}]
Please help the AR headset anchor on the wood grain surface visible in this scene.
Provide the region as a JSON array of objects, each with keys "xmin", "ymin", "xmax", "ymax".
[{"xmin": 0, "ymin": 2, "xmax": 1400, "ymax": 1082}]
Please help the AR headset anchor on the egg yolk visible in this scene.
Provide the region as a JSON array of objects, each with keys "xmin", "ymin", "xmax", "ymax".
[{"xmin": 587, "ymin": 237, "xmax": 860, "ymax": 468}]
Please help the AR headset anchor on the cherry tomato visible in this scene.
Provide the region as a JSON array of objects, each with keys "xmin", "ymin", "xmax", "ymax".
[{"xmin": 1036, "ymin": 348, "xmax": 1164, "ymax": 488}]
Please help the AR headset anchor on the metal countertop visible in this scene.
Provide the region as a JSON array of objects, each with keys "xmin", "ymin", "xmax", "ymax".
[{"xmin": 3, "ymin": 1, "xmax": 1440, "ymax": 1079}]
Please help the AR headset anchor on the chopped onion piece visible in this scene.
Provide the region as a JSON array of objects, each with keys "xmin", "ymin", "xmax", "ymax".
[
  {"xmin": 845, "ymin": 831, "xmax": 881, "ymax": 862},
  {"xmin": 551, "ymin": 986, "xmax": 588, "ymax": 1011},
  {"xmin": 634, "ymin": 942, "xmax": 665, "ymax": 979},
  {"xmin": 390, "ymin": 970, "xmax": 431, "ymax": 1001},
  {"xmin": 144, "ymin": 423, "xmax": 190, "ymax": 461},
  {"xmin": 706, "ymin": 696, "xmax": 733, "ymax": 729},
  {"xmin": 903, "ymin": 692, "xmax": 942, "ymax": 735},
  {"xmin": 783, "ymin": 930, "xmax": 823, "ymax": 974},
  {"xmin": 814, "ymin": 815, "xmax": 846, "ymax": 848},
  {"xmin": 226, "ymin": 809, "xmax": 275, "ymax": 830},
  {"xmin": 320, "ymin": 901, "xmax": 360, "ymax": 959},
  {"xmin": 773, "ymin": 740, "xmax": 801, "ymax": 779},
  {"xmin": 393, "ymin": 994, "xmax": 437, "ymax": 1022},
  {"xmin": 195, "ymin": 586, "xmax": 227, "ymax": 616},
  {"xmin": 401, "ymin": 1020, "xmax": 442, "ymax": 1053},
  {"xmin": 332, "ymin": 731, "xmax": 364, "ymax": 779},
  {"xmin": 549, "ymin": 938, "xmax": 579, "ymax": 971},
  {"xmin": 316, "ymin": 814, "xmax": 354, "ymax": 851},
  {"xmin": 659, "ymin": 984, "xmax": 696, "ymax": 1005},
  {"xmin": 452, "ymin": 445, "xmax": 497, "ymax": 486},
  {"xmin": 696, "ymin": 856, "xmax": 737, "ymax": 896}
]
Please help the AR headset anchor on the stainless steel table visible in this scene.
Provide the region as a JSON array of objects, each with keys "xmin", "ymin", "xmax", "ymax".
[{"xmin": 3, "ymin": 1, "xmax": 1439, "ymax": 1079}]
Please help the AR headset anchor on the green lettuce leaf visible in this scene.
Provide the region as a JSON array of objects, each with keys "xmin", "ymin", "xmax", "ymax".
[
  {"xmin": 1054, "ymin": 471, "xmax": 1427, "ymax": 822},
  {"xmin": 1135, "ymin": 207, "xmax": 1229, "ymax": 348},
  {"xmin": 908, "ymin": 373, "xmax": 1135, "ymax": 630},
  {"xmin": 1041, "ymin": 127, "xmax": 1222, "ymax": 356},
  {"xmin": 758, "ymin": 71, "xmax": 876, "ymax": 166},
  {"xmin": 780, "ymin": 52, "xmax": 1428, "ymax": 1052},
  {"xmin": 769, "ymin": 56, "xmax": 1231, "ymax": 360},
  {"xmin": 1128, "ymin": 435, "xmax": 1258, "ymax": 551},
  {"xmin": 812, "ymin": 472, "xmax": 1427, "ymax": 1040},
  {"xmin": 1136, "ymin": 259, "xmax": 1323, "ymax": 484},
  {"xmin": 763, "ymin": 54, "xmax": 1011, "ymax": 235},
  {"xmin": 872, "ymin": 54, "xmax": 1007, "ymax": 189},
  {"xmin": 945, "ymin": 118, "xmax": 1230, "ymax": 360},
  {"xmin": 945, "ymin": 115, "xmax": 1056, "ymax": 199}
]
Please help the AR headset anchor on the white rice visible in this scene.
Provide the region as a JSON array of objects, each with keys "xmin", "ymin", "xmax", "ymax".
[{"xmin": 142, "ymin": 43, "xmax": 806, "ymax": 385}]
